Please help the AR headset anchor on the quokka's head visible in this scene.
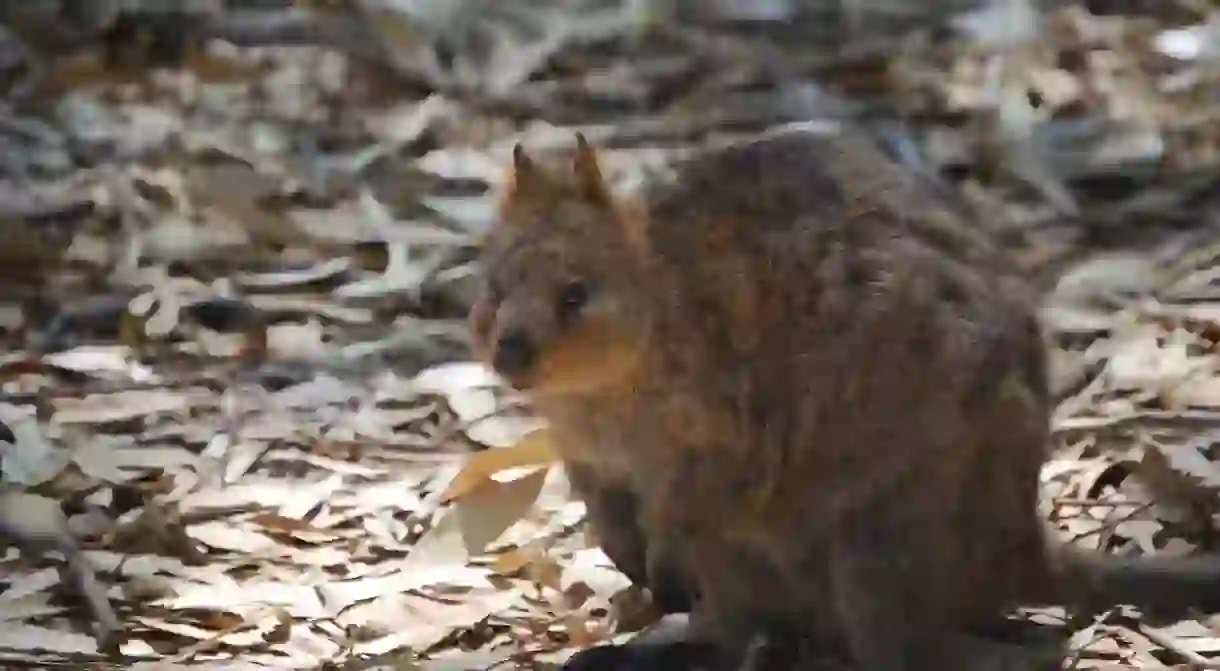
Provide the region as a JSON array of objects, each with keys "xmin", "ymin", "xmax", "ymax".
[{"xmin": 469, "ymin": 134, "xmax": 653, "ymax": 397}]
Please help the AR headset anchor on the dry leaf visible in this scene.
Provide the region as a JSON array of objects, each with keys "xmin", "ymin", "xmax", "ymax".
[{"xmin": 439, "ymin": 429, "xmax": 559, "ymax": 504}]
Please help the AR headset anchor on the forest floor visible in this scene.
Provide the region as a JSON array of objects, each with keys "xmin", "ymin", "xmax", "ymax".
[{"xmin": 3, "ymin": 1, "xmax": 1220, "ymax": 669}]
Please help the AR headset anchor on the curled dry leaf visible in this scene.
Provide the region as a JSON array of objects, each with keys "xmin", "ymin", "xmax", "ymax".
[
  {"xmin": 439, "ymin": 428, "xmax": 559, "ymax": 505},
  {"xmin": 0, "ymin": 405, "xmax": 70, "ymax": 487},
  {"xmin": 454, "ymin": 465, "xmax": 549, "ymax": 555}
]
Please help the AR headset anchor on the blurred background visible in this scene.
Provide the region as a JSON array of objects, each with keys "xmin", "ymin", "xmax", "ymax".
[{"xmin": 2, "ymin": 1, "xmax": 1220, "ymax": 669}]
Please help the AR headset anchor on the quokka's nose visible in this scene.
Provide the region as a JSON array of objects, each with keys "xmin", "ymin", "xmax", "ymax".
[{"xmin": 492, "ymin": 330, "xmax": 536, "ymax": 378}]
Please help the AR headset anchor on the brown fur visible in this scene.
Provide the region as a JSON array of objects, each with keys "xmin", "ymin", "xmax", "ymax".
[{"xmin": 469, "ymin": 129, "xmax": 1220, "ymax": 671}]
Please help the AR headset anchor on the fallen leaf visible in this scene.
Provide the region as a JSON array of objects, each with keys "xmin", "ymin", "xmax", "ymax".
[{"xmin": 439, "ymin": 429, "xmax": 559, "ymax": 504}]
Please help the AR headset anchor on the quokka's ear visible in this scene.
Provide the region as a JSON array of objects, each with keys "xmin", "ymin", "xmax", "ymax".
[
  {"xmin": 510, "ymin": 142, "xmax": 542, "ymax": 191},
  {"xmin": 512, "ymin": 142, "xmax": 533, "ymax": 171},
  {"xmin": 573, "ymin": 133, "xmax": 612, "ymax": 204}
]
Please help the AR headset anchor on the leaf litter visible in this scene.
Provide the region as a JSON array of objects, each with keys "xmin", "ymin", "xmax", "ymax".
[{"xmin": 4, "ymin": 0, "xmax": 1220, "ymax": 668}]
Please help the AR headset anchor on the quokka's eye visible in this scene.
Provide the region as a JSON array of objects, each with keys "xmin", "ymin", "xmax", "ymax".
[{"xmin": 557, "ymin": 280, "xmax": 591, "ymax": 323}]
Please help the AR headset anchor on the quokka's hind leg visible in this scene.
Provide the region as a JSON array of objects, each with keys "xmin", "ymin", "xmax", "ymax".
[
  {"xmin": 827, "ymin": 496, "xmax": 968, "ymax": 671},
  {"xmin": 559, "ymin": 614, "xmax": 728, "ymax": 671},
  {"xmin": 564, "ymin": 462, "xmax": 696, "ymax": 614}
]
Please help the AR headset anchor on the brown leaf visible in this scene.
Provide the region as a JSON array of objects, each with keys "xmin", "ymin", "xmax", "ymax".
[{"xmin": 439, "ymin": 428, "xmax": 559, "ymax": 504}]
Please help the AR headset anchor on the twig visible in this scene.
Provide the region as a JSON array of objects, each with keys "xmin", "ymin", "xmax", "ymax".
[
  {"xmin": 1054, "ymin": 410, "xmax": 1220, "ymax": 438},
  {"xmin": 1053, "ymin": 497, "xmax": 1150, "ymax": 508},
  {"xmin": 1065, "ymin": 502, "xmax": 1156, "ymax": 544},
  {"xmin": 203, "ymin": 8, "xmax": 322, "ymax": 47},
  {"xmin": 0, "ymin": 491, "xmax": 119, "ymax": 646},
  {"xmin": 1136, "ymin": 622, "xmax": 1220, "ymax": 669}
]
